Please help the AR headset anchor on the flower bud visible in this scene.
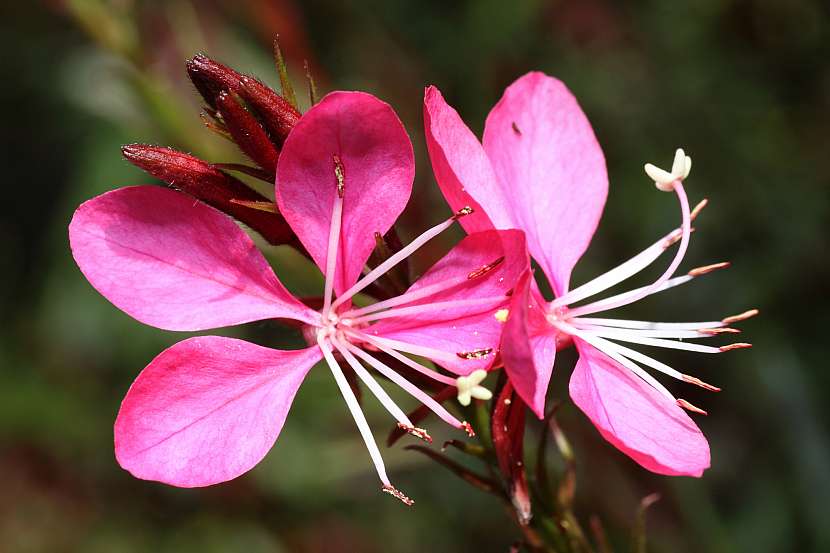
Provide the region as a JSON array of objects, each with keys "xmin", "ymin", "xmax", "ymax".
[
  {"xmin": 239, "ymin": 75, "xmax": 300, "ymax": 146},
  {"xmin": 121, "ymin": 144, "xmax": 295, "ymax": 245},
  {"xmin": 215, "ymin": 91, "xmax": 279, "ymax": 177},
  {"xmin": 185, "ymin": 54, "xmax": 242, "ymax": 110},
  {"xmin": 186, "ymin": 54, "xmax": 301, "ymax": 147},
  {"xmin": 492, "ymin": 381, "xmax": 532, "ymax": 525}
]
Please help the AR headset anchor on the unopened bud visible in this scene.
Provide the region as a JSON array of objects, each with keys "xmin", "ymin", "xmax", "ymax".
[
  {"xmin": 186, "ymin": 54, "xmax": 301, "ymax": 147},
  {"xmin": 239, "ymin": 75, "xmax": 300, "ymax": 146},
  {"xmin": 216, "ymin": 91, "xmax": 279, "ymax": 176},
  {"xmin": 186, "ymin": 54, "xmax": 243, "ymax": 110},
  {"xmin": 121, "ymin": 144, "xmax": 295, "ymax": 245}
]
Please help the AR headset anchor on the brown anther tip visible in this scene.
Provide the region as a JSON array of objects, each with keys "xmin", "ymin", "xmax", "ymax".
[
  {"xmin": 690, "ymin": 198, "xmax": 708, "ymax": 221},
  {"xmin": 676, "ymin": 398, "xmax": 708, "ymax": 415},
  {"xmin": 511, "ymin": 121, "xmax": 522, "ymax": 135},
  {"xmin": 698, "ymin": 327, "xmax": 741, "ymax": 335},
  {"xmin": 396, "ymin": 422, "xmax": 433, "ymax": 444},
  {"xmin": 456, "ymin": 348, "xmax": 493, "ymax": 360},
  {"xmin": 460, "ymin": 421, "xmax": 475, "ymax": 437},
  {"xmin": 682, "ymin": 374, "xmax": 722, "ymax": 392},
  {"xmin": 332, "ymin": 154, "xmax": 345, "ymax": 198},
  {"xmin": 722, "ymin": 309, "xmax": 760, "ymax": 324},
  {"xmin": 688, "ymin": 261, "xmax": 731, "ymax": 277},
  {"xmin": 382, "ymin": 484, "xmax": 414, "ymax": 506},
  {"xmin": 720, "ymin": 342, "xmax": 752, "ymax": 352},
  {"xmin": 452, "ymin": 206, "xmax": 474, "ymax": 219},
  {"xmin": 467, "ymin": 256, "xmax": 505, "ymax": 280}
]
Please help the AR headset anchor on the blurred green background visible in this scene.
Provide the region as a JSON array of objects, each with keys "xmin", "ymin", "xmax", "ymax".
[{"xmin": 2, "ymin": 1, "xmax": 828, "ymax": 551}]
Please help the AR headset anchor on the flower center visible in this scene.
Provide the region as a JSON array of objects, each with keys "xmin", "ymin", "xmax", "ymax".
[
  {"xmin": 308, "ymin": 153, "xmax": 494, "ymax": 505},
  {"xmin": 539, "ymin": 149, "xmax": 755, "ymax": 414}
]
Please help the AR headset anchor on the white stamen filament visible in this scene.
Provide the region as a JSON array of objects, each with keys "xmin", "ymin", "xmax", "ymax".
[
  {"xmin": 331, "ymin": 214, "xmax": 462, "ymax": 312},
  {"xmin": 345, "ymin": 296, "xmax": 507, "ymax": 325},
  {"xmin": 569, "ymin": 181, "xmax": 691, "ymax": 316},
  {"xmin": 331, "ymin": 337, "xmax": 413, "ymax": 427},
  {"xmin": 550, "ymin": 231, "xmax": 678, "ymax": 309},
  {"xmin": 342, "ymin": 273, "xmax": 474, "ymax": 319},
  {"xmin": 565, "ymin": 324, "xmax": 675, "ymax": 401},
  {"xmin": 348, "ymin": 331, "xmax": 456, "ymax": 385},
  {"xmin": 345, "ymin": 330, "xmax": 461, "ymax": 364},
  {"xmin": 566, "ymin": 274, "xmax": 693, "ymax": 318},
  {"xmin": 573, "ymin": 322, "xmax": 718, "ymax": 339},
  {"xmin": 317, "ymin": 335, "xmax": 390, "ymax": 487},
  {"xmin": 577, "ymin": 327, "xmax": 722, "ymax": 353},
  {"xmin": 342, "ymin": 340, "xmax": 466, "ymax": 429},
  {"xmin": 573, "ymin": 317, "xmax": 724, "ymax": 331},
  {"xmin": 576, "ymin": 333, "xmax": 688, "ymax": 382},
  {"xmin": 321, "ymin": 193, "xmax": 344, "ymax": 319}
]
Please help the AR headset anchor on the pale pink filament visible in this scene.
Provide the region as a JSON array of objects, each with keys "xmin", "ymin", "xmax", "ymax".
[
  {"xmin": 317, "ymin": 334, "xmax": 391, "ymax": 487},
  {"xmin": 330, "ymin": 214, "xmax": 460, "ymax": 312},
  {"xmin": 345, "ymin": 296, "xmax": 506, "ymax": 325},
  {"xmin": 565, "ymin": 180, "xmax": 691, "ymax": 317},
  {"xmin": 341, "ymin": 340, "xmax": 465, "ymax": 429},
  {"xmin": 322, "ymin": 193, "xmax": 344, "ymax": 319}
]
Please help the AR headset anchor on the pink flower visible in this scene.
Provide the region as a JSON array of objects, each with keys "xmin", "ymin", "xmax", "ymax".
[
  {"xmin": 69, "ymin": 91, "xmax": 527, "ymax": 502},
  {"xmin": 424, "ymin": 73, "xmax": 755, "ymax": 477}
]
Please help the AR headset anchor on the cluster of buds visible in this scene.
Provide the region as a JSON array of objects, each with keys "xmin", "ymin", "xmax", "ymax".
[{"xmin": 123, "ymin": 47, "xmax": 303, "ymax": 248}]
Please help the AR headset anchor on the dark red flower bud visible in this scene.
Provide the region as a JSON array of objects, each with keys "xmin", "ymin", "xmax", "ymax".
[
  {"xmin": 492, "ymin": 381, "xmax": 532, "ymax": 525},
  {"xmin": 121, "ymin": 144, "xmax": 295, "ymax": 246},
  {"xmin": 239, "ymin": 75, "xmax": 300, "ymax": 146},
  {"xmin": 185, "ymin": 54, "xmax": 301, "ymax": 147},
  {"xmin": 215, "ymin": 91, "xmax": 279, "ymax": 178},
  {"xmin": 186, "ymin": 54, "xmax": 243, "ymax": 110}
]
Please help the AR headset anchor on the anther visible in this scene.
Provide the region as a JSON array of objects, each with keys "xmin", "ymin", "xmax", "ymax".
[
  {"xmin": 333, "ymin": 154, "xmax": 345, "ymax": 198},
  {"xmin": 690, "ymin": 198, "xmax": 708, "ymax": 221},
  {"xmin": 494, "ymin": 309, "xmax": 509, "ymax": 323},
  {"xmin": 396, "ymin": 422, "xmax": 433, "ymax": 444},
  {"xmin": 698, "ymin": 327, "xmax": 741, "ymax": 335},
  {"xmin": 511, "ymin": 121, "xmax": 522, "ymax": 135},
  {"xmin": 719, "ymin": 342, "xmax": 752, "ymax": 351},
  {"xmin": 681, "ymin": 374, "xmax": 722, "ymax": 392},
  {"xmin": 382, "ymin": 484, "xmax": 415, "ymax": 506},
  {"xmin": 467, "ymin": 256, "xmax": 505, "ymax": 280},
  {"xmin": 722, "ymin": 309, "xmax": 759, "ymax": 324},
  {"xmin": 688, "ymin": 261, "xmax": 731, "ymax": 277},
  {"xmin": 461, "ymin": 421, "xmax": 475, "ymax": 437},
  {"xmin": 452, "ymin": 206, "xmax": 474, "ymax": 220},
  {"xmin": 676, "ymin": 398, "xmax": 708, "ymax": 415},
  {"xmin": 456, "ymin": 348, "xmax": 494, "ymax": 360}
]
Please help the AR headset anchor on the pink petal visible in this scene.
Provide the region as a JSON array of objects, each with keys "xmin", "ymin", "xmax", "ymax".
[
  {"xmin": 368, "ymin": 229, "xmax": 528, "ymax": 375},
  {"xmin": 501, "ymin": 270, "xmax": 558, "ymax": 418},
  {"xmin": 483, "ymin": 72, "xmax": 608, "ymax": 296},
  {"xmin": 69, "ymin": 186, "xmax": 316, "ymax": 331},
  {"xmin": 114, "ymin": 336, "xmax": 322, "ymax": 487},
  {"xmin": 276, "ymin": 91, "xmax": 414, "ymax": 294},
  {"xmin": 569, "ymin": 339, "xmax": 710, "ymax": 477},
  {"xmin": 423, "ymin": 86, "xmax": 500, "ymax": 233}
]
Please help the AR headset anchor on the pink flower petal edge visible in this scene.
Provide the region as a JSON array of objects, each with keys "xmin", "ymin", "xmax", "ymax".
[
  {"xmin": 483, "ymin": 72, "xmax": 608, "ymax": 295},
  {"xmin": 276, "ymin": 91, "xmax": 414, "ymax": 296},
  {"xmin": 569, "ymin": 338, "xmax": 710, "ymax": 477},
  {"xmin": 69, "ymin": 186, "xmax": 317, "ymax": 331},
  {"xmin": 115, "ymin": 336, "xmax": 322, "ymax": 487},
  {"xmin": 423, "ymin": 86, "xmax": 498, "ymax": 234},
  {"xmin": 501, "ymin": 270, "xmax": 558, "ymax": 418},
  {"xmin": 425, "ymin": 73, "xmax": 608, "ymax": 296}
]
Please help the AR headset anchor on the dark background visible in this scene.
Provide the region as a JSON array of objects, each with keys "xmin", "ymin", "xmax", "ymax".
[{"xmin": 1, "ymin": 1, "xmax": 828, "ymax": 551}]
